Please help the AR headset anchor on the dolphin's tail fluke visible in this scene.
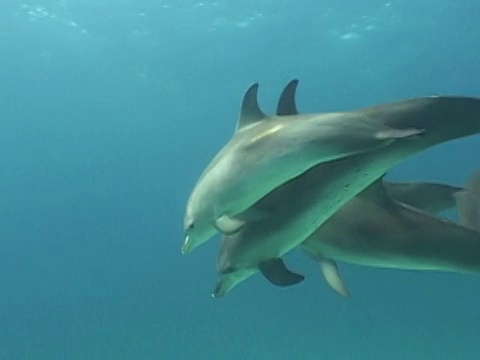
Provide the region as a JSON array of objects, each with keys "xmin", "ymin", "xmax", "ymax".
[{"xmin": 455, "ymin": 168, "xmax": 480, "ymax": 232}]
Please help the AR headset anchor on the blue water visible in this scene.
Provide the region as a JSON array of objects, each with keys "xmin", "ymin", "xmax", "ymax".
[{"xmin": 1, "ymin": 0, "xmax": 480, "ymax": 358}]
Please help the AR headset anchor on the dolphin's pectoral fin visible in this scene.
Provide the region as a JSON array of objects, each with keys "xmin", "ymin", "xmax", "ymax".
[
  {"xmin": 259, "ymin": 258, "xmax": 305, "ymax": 287},
  {"xmin": 319, "ymin": 257, "xmax": 351, "ymax": 297},
  {"xmin": 276, "ymin": 79, "xmax": 299, "ymax": 116},
  {"xmin": 374, "ymin": 127, "xmax": 425, "ymax": 141},
  {"xmin": 215, "ymin": 215, "xmax": 246, "ymax": 235}
]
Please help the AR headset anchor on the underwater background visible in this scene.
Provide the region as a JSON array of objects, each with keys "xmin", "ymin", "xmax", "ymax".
[{"xmin": 1, "ymin": 0, "xmax": 480, "ymax": 358}]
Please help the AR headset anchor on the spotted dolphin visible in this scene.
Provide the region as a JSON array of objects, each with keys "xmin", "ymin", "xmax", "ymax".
[
  {"xmin": 213, "ymin": 80, "xmax": 480, "ymax": 297},
  {"xmin": 183, "ymin": 82, "xmax": 423, "ymax": 254},
  {"xmin": 214, "ymin": 177, "xmax": 465, "ymax": 297}
]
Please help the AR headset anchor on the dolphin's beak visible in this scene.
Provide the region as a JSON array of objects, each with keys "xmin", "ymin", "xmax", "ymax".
[
  {"xmin": 181, "ymin": 236, "xmax": 192, "ymax": 255},
  {"xmin": 211, "ymin": 270, "xmax": 254, "ymax": 298},
  {"xmin": 211, "ymin": 279, "xmax": 227, "ymax": 298}
]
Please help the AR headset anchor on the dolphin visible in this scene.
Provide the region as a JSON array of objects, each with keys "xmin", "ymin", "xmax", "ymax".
[
  {"xmin": 183, "ymin": 82, "xmax": 424, "ymax": 254},
  {"xmin": 300, "ymin": 170, "xmax": 480, "ymax": 297},
  {"xmin": 214, "ymin": 177, "xmax": 465, "ymax": 297},
  {"xmin": 212, "ymin": 80, "xmax": 480, "ymax": 297}
]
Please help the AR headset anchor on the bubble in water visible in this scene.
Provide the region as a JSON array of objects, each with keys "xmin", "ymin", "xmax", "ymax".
[{"xmin": 340, "ymin": 32, "xmax": 361, "ymax": 40}]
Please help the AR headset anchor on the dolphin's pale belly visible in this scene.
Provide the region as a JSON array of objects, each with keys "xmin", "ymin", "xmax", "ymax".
[{"xmin": 302, "ymin": 199, "xmax": 480, "ymax": 273}]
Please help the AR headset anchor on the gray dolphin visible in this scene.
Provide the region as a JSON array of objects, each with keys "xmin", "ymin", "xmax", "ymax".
[
  {"xmin": 213, "ymin": 80, "xmax": 480, "ymax": 297},
  {"xmin": 214, "ymin": 178, "xmax": 464, "ymax": 297},
  {"xmin": 301, "ymin": 170, "xmax": 480, "ymax": 297},
  {"xmin": 183, "ymin": 83, "xmax": 424, "ymax": 254}
]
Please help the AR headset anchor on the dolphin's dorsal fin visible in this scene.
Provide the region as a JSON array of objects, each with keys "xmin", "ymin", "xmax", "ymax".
[
  {"xmin": 236, "ymin": 83, "xmax": 267, "ymax": 131},
  {"xmin": 359, "ymin": 177, "xmax": 397, "ymax": 209},
  {"xmin": 276, "ymin": 79, "xmax": 299, "ymax": 116},
  {"xmin": 215, "ymin": 215, "xmax": 245, "ymax": 235},
  {"xmin": 259, "ymin": 258, "xmax": 305, "ymax": 286},
  {"xmin": 383, "ymin": 181, "xmax": 464, "ymax": 214}
]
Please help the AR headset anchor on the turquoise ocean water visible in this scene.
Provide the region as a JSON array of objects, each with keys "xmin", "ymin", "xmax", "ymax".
[{"xmin": 1, "ymin": 1, "xmax": 480, "ymax": 358}]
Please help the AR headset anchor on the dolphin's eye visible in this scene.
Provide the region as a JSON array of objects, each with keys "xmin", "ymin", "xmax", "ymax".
[{"xmin": 188, "ymin": 223, "xmax": 194, "ymax": 230}]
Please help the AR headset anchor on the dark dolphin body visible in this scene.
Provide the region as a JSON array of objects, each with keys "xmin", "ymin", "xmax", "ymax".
[{"xmin": 301, "ymin": 172, "xmax": 480, "ymax": 297}]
